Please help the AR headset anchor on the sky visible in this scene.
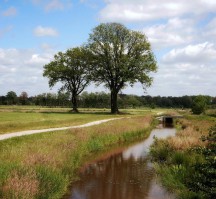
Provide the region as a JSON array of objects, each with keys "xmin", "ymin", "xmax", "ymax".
[{"xmin": 0, "ymin": 0, "xmax": 216, "ymax": 97}]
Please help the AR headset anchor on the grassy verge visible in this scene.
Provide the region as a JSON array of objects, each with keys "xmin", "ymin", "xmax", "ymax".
[
  {"xmin": 0, "ymin": 115, "xmax": 155, "ymax": 199},
  {"xmin": 150, "ymin": 113, "xmax": 216, "ymax": 198}
]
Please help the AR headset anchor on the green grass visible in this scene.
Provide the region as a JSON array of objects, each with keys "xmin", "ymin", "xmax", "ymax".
[
  {"xmin": 0, "ymin": 116, "xmax": 154, "ymax": 199},
  {"xmin": 0, "ymin": 105, "xmax": 163, "ymax": 134},
  {"xmin": 0, "ymin": 109, "xmax": 121, "ymax": 134}
]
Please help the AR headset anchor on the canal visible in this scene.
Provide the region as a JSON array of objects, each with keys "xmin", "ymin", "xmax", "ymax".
[{"xmin": 65, "ymin": 127, "xmax": 176, "ymax": 199}]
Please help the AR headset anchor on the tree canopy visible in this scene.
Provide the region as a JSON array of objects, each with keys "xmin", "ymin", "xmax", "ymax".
[
  {"xmin": 6, "ymin": 91, "xmax": 17, "ymax": 105},
  {"xmin": 43, "ymin": 47, "xmax": 90, "ymax": 112},
  {"xmin": 87, "ymin": 22, "xmax": 157, "ymax": 113}
]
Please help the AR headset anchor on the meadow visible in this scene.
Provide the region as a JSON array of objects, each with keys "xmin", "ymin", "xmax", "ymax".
[
  {"xmin": 0, "ymin": 106, "xmax": 121, "ymax": 134},
  {"xmin": 0, "ymin": 105, "xmax": 158, "ymax": 198},
  {"xmin": 2, "ymin": 105, "xmax": 213, "ymax": 198},
  {"xmin": 0, "ymin": 105, "xmax": 167, "ymax": 134}
]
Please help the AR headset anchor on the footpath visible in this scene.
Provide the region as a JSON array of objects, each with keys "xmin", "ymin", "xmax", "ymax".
[{"xmin": 0, "ymin": 117, "xmax": 124, "ymax": 141}]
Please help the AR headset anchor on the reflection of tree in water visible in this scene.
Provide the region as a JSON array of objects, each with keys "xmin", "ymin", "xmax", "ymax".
[{"xmin": 69, "ymin": 153, "xmax": 154, "ymax": 199}]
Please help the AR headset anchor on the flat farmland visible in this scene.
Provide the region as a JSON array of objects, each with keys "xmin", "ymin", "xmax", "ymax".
[{"xmin": 0, "ymin": 106, "xmax": 122, "ymax": 134}]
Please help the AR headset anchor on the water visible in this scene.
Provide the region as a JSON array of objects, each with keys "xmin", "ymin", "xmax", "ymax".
[{"xmin": 65, "ymin": 127, "xmax": 176, "ymax": 199}]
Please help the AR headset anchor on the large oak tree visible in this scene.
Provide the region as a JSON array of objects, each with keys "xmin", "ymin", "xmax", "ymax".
[
  {"xmin": 87, "ymin": 23, "xmax": 157, "ymax": 113},
  {"xmin": 43, "ymin": 47, "xmax": 90, "ymax": 112}
]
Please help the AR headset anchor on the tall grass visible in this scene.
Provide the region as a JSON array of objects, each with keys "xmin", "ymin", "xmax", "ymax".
[
  {"xmin": 0, "ymin": 115, "xmax": 154, "ymax": 198},
  {"xmin": 150, "ymin": 113, "xmax": 215, "ymax": 198}
]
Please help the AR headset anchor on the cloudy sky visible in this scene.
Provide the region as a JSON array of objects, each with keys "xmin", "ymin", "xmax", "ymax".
[{"xmin": 0, "ymin": 0, "xmax": 216, "ymax": 97}]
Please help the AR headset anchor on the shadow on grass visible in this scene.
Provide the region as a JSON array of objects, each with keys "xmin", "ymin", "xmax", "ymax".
[
  {"xmin": 208, "ymin": 113, "xmax": 216, "ymax": 118},
  {"xmin": 41, "ymin": 111, "xmax": 133, "ymax": 116}
]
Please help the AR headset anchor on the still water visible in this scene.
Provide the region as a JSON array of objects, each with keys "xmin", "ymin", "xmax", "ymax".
[{"xmin": 66, "ymin": 128, "xmax": 176, "ymax": 199}]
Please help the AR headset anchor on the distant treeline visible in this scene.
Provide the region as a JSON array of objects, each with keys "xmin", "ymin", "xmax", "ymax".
[{"xmin": 0, "ymin": 91, "xmax": 216, "ymax": 109}]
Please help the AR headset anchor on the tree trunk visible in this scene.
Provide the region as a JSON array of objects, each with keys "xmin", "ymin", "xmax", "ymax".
[
  {"xmin": 71, "ymin": 94, "xmax": 78, "ymax": 112},
  {"xmin": 111, "ymin": 89, "xmax": 119, "ymax": 114}
]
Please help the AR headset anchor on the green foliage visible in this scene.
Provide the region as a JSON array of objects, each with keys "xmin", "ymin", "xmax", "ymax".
[
  {"xmin": 151, "ymin": 125, "xmax": 216, "ymax": 199},
  {"xmin": 171, "ymin": 151, "xmax": 190, "ymax": 166},
  {"xmin": 187, "ymin": 126, "xmax": 216, "ymax": 198},
  {"xmin": 43, "ymin": 47, "xmax": 91, "ymax": 112},
  {"xmin": 87, "ymin": 137, "xmax": 104, "ymax": 152},
  {"xmin": 191, "ymin": 95, "xmax": 207, "ymax": 115},
  {"xmin": 6, "ymin": 91, "xmax": 17, "ymax": 105},
  {"xmin": 87, "ymin": 22, "xmax": 157, "ymax": 113},
  {"xmin": 150, "ymin": 139, "xmax": 172, "ymax": 162},
  {"xmin": 36, "ymin": 166, "xmax": 69, "ymax": 199}
]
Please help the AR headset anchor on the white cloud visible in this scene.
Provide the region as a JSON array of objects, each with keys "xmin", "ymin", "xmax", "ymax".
[
  {"xmin": 31, "ymin": 0, "xmax": 72, "ymax": 12},
  {"xmin": 1, "ymin": 6, "xmax": 17, "ymax": 16},
  {"xmin": 99, "ymin": 0, "xmax": 216, "ymax": 22},
  {"xmin": 25, "ymin": 54, "xmax": 51, "ymax": 65},
  {"xmin": 162, "ymin": 42, "xmax": 216, "ymax": 64},
  {"xmin": 144, "ymin": 18, "xmax": 195, "ymax": 49},
  {"xmin": 45, "ymin": 0, "xmax": 64, "ymax": 11},
  {"xmin": 0, "ymin": 48, "xmax": 56, "ymax": 96},
  {"xmin": 145, "ymin": 42, "xmax": 216, "ymax": 96},
  {"xmin": 146, "ymin": 61, "xmax": 216, "ymax": 96},
  {"xmin": 33, "ymin": 26, "xmax": 59, "ymax": 37}
]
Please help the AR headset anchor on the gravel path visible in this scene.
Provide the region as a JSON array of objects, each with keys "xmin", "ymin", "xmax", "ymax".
[{"xmin": 0, "ymin": 117, "xmax": 125, "ymax": 141}]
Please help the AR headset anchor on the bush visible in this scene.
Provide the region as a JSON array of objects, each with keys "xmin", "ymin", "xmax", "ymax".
[
  {"xmin": 150, "ymin": 139, "xmax": 172, "ymax": 162},
  {"xmin": 191, "ymin": 95, "xmax": 207, "ymax": 115},
  {"xmin": 187, "ymin": 126, "xmax": 216, "ymax": 198}
]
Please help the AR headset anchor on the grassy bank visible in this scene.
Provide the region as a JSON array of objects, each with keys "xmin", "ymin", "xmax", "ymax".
[
  {"xmin": 150, "ymin": 113, "xmax": 216, "ymax": 198},
  {"xmin": 0, "ymin": 115, "xmax": 155, "ymax": 198}
]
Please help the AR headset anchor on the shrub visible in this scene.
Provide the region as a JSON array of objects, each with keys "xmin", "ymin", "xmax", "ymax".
[
  {"xmin": 191, "ymin": 95, "xmax": 207, "ymax": 115},
  {"xmin": 187, "ymin": 126, "xmax": 216, "ymax": 198},
  {"xmin": 150, "ymin": 138, "xmax": 172, "ymax": 162}
]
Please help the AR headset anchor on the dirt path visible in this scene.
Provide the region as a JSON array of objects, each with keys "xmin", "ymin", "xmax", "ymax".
[{"xmin": 0, "ymin": 117, "xmax": 125, "ymax": 141}]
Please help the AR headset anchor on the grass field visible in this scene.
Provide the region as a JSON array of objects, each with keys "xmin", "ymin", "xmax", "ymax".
[
  {"xmin": 0, "ymin": 114, "xmax": 155, "ymax": 199},
  {"xmin": 0, "ymin": 105, "xmax": 184, "ymax": 198},
  {"xmin": 0, "ymin": 106, "xmax": 122, "ymax": 134},
  {"xmin": 0, "ymin": 105, "xmax": 168, "ymax": 134}
]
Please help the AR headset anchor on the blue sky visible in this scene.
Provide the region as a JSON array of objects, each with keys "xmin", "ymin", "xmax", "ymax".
[{"xmin": 1, "ymin": 0, "xmax": 216, "ymax": 97}]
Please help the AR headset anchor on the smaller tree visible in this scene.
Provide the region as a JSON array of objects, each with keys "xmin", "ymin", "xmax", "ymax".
[
  {"xmin": 19, "ymin": 91, "xmax": 28, "ymax": 105},
  {"xmin": 43, "ymin": 47, "xmax": 91, "ymax": 112},
  {"xmin": 191, "ymin": 95, "xmax": 207, "ymax": 114},
  {"xmin": 6, "ymin": 91, "xmax": 17, "ymax": 105}
]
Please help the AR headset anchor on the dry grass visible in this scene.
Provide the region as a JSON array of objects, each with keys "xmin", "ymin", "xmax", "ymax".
[
  {"xmin": 167, "ymin": 117, "xmax": 215, "ymax": 150},
  {"xmin": 90, "ymin": 116, "xmax": 152, "ymax": 135},
  {"xmin": 167, "ymin": 126, "xmax": 205, "ymax": 150},
  {"xmin": 3, "ymin": 170, "xmax": 39, "ymax": 199}
]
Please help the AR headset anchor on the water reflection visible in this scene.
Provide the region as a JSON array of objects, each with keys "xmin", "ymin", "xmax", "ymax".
[{"xmin": 66, "ymin": 128, "xmax": 176, "ymax": 199}]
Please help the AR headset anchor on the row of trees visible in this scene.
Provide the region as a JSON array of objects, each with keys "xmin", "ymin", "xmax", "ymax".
[
  {"xmin": 43, "ymin": 22, "xmax": 157, "ymax": 113},
  {"xmin": 1, "ymin": 91, "xmax": 215, "ymax": 110}
]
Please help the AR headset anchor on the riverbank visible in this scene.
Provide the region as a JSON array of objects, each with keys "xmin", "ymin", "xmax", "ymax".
[
  {"xmin": 150, "ymin": 113, "xmax": 216, "ymax": 198},
  {"xmin": 0, "ymin": 115, "xmax": 155, "ymax": 198}
]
